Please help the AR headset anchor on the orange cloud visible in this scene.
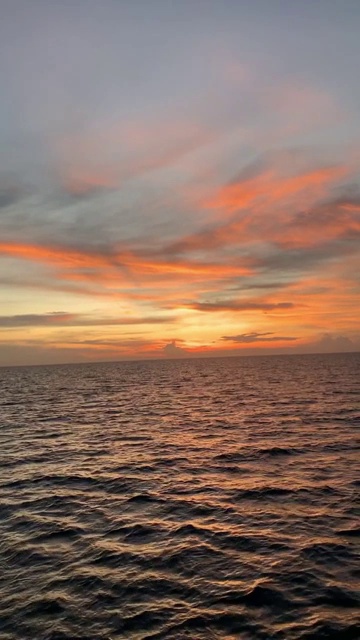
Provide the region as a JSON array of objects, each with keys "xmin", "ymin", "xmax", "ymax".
[
  {"xmin": 123, "ymin": 254, "xmax": 251, "ymax": 279},
  {"xmin": 0, "ymin": 240, "xmax": 251, "ymax": 298},
  {"xmin": 205, "ymin": 165, "xmax": 347, "ymax": 214},
  {"xmin": 0, "ymin": 242, "xmax": 109, "ymax": 269},
  {"xmin": 170, "ymin": 161, "xmax": 357, "ymax": 256},
  {"xmin": 276, "ymin": 273, "xmax": 360, "ymax": 330},
  {"xmin": 276, "ymin": 204, "xmax": 360, "ymax": 249}
]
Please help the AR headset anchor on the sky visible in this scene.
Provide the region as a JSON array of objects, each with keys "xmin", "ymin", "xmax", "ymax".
[{"xmin": 0, "ymin": 0, "xmax": 359, "ymax": 365}]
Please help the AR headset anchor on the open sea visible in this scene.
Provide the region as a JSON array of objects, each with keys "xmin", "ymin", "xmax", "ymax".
[{"xmin": 0, "ymin": 352, "xmax": 359, "ymax": 640}]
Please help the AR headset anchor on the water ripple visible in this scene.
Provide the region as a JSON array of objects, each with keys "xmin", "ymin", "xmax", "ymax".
[{"xmin": 0, "ymin": 353, "xmax": 359, "ymax": 639}]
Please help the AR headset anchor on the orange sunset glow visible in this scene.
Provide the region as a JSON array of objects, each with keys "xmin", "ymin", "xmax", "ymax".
[{"xmin": 0, "ymin": 3, "xmax": 359, "ymax": 366}]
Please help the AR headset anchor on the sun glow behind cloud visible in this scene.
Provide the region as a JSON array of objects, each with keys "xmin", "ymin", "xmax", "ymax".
[{"xmin": 0, "ymin": 1, "xmax": 359, "ymax": 365}]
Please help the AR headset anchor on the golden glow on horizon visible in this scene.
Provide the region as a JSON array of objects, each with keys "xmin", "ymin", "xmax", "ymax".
[{"xmin": 0, "ymin": 92, "xmax": 359, "ymax": 364}]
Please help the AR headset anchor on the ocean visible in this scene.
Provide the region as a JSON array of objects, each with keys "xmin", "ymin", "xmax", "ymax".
[{"xmin": 0, "ymin": 352, "xmax": 359, "ymax": 640}]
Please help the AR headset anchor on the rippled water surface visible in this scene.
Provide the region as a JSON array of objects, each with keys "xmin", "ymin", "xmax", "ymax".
[{"xmin": 1, "ymin": 353, "xmax": 359, "ymax": 639}]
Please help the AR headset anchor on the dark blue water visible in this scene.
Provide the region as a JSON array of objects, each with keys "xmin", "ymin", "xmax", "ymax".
[{"xmin": 0, "ymin": 353, "xmax": 359, "ymax": 639}]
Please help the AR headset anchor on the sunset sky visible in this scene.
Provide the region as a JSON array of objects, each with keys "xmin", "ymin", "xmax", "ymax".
[{"xmin": 1, "ymin": 0, "xmax": 359, "ymax": 365}]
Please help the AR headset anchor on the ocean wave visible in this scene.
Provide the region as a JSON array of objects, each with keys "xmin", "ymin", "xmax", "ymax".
[{"xmin": 1, "ymin": 353, "xmax": 359, "ymax": 640}]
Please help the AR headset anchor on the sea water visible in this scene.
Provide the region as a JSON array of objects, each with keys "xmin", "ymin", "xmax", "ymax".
[{"xmin": 0, "ymin": 353, "xmax": 359, "ymax": 639}]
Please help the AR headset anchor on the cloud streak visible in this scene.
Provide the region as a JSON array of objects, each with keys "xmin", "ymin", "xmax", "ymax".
[
  {"xmin": 221, "ymin": 332, "xmax": 298, "ymax": 343},
  {"xmin": 0, "ymin": 312, "xmax": 174, "ymax": 328},
  {"xmin": 185, "ymin": 300, "xmax": 295, "ymax": 313}
]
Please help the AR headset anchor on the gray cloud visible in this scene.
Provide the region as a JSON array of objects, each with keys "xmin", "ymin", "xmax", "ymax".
[
  {"xmin": 308, "ymin": 332, "xmax": 355, "ymax": 353},
  {"xmin": 257, "ymin": 238, "xmax": 359, "ymax": 274},
  {"xmin": 0, "ymin": 183, "xmax": 24, "ymax": 209},
  {"xmin": 221, "ymin": 331, "xmax": 298, "ymax": 343},
  {"xmin": 0, "ymin": 312, "xmax": 174, "ymax": 328},
  {"xmin": 187, "ymin": 300, "xmax": 294, "ymax": 312},
  {"xmin": 162, "ymin": 340, "xmax": 188, "ymax": 357},
  {"xmin": 0, "ymin": 312, "xmax": 73, "ymax": 327}
]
